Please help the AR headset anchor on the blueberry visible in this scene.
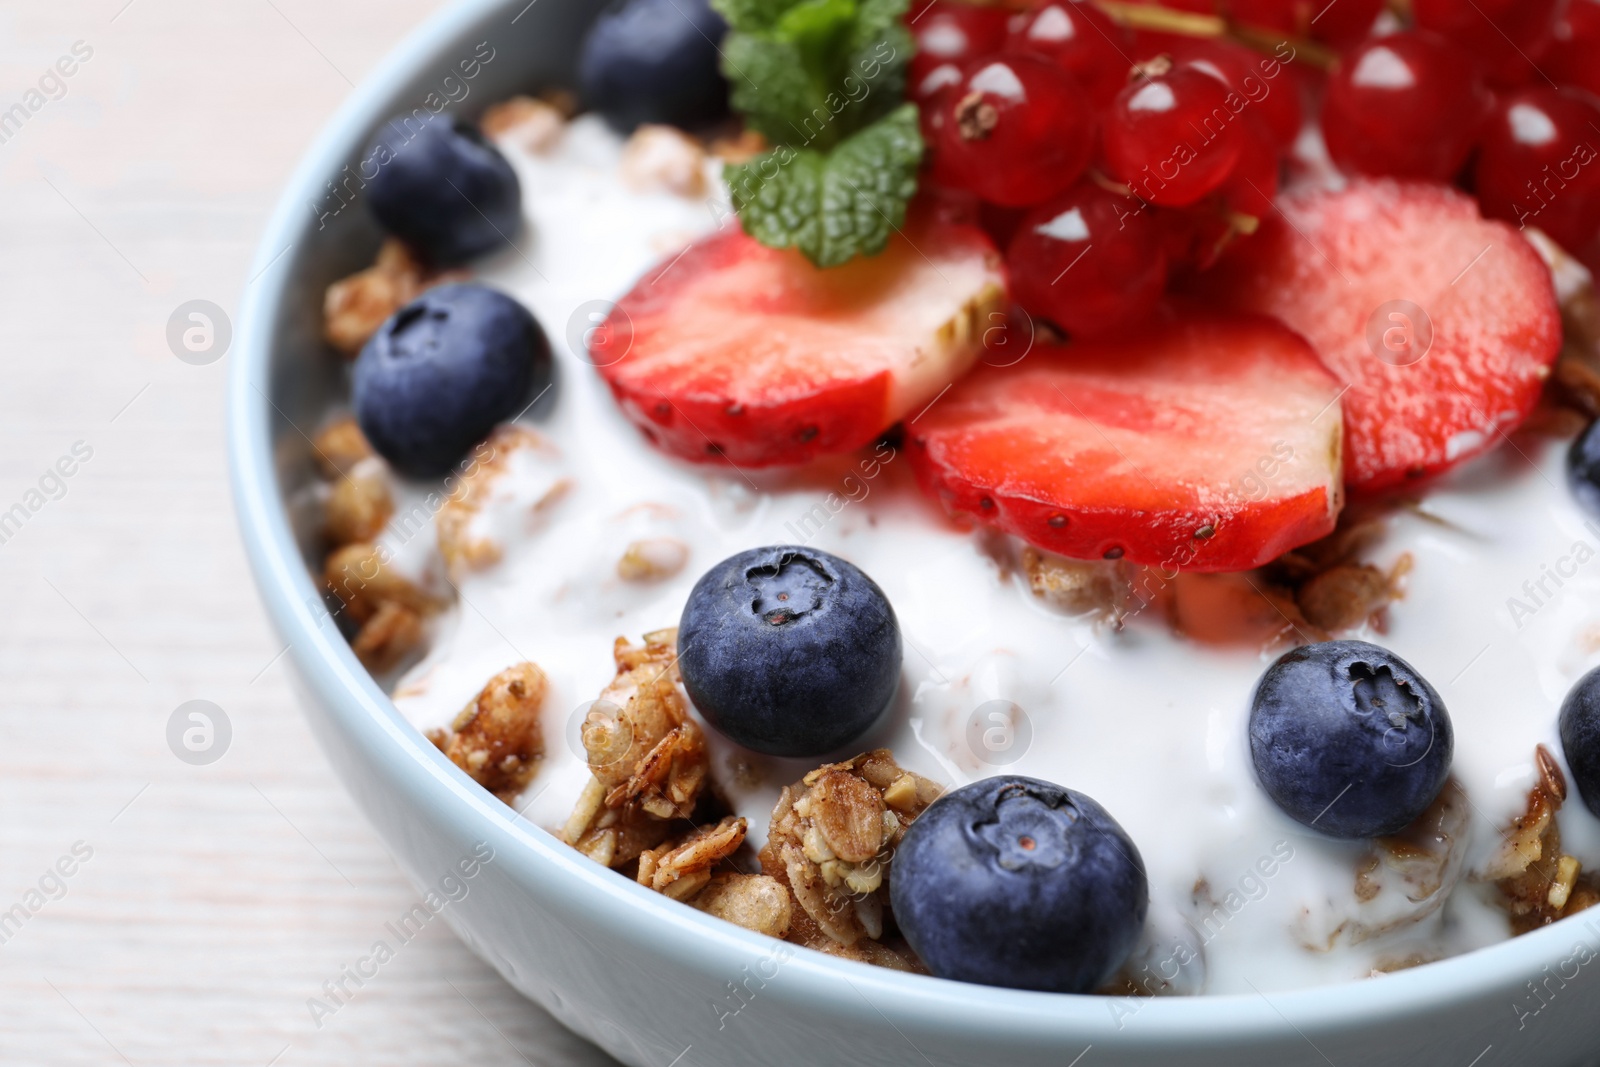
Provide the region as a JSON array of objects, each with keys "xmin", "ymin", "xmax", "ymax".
[
  {"xmin": 1560, "ymin": 665, "xmax": 1600, "ymax": 819},
  {"xmin": 1249, "ymin": 640, "xmax": 1453, "ymax": 839},
  {"xmin": 1567, "ymin": 419, "xmax": 1600, "ymax": 517},
  {"xmin": 677, "ymin": 546, "xmax": 900, "ymax": 757},
  {"xmin": 366, "ymin": 117, "xmax": 520, "ymax": 265},
  {"xmin": 890, "ymin": 776, "xmax": 1148, "ymax": 993},
  {"xmin": 353, "ymin": 284, "xmax": 550, "ymax": 478},
  {"xmin": 578, "ymin": 0, "xmax": 729, "ymax": 133}
]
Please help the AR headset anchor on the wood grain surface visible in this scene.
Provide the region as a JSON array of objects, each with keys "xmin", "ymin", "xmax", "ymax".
[{"xmin": 0, "ymin": 2, "xmax": 619, "ymax": 1063}]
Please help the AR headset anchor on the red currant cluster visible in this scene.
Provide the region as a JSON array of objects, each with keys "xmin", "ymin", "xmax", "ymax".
[{"xmin": 908, "ymin": 0, "xmax": 1600, "ymax": 338}]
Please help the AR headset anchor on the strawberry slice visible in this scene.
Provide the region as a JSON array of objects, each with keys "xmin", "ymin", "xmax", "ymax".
[
  {"xmin": 593, "ymin": 216, "xmax": 1006, "ymax": 466},
  {"xmin": 1204, "ymin": 179, "xmax": 1561, "ymax": 494},
  {"xmin": 906, "ymin": 311, "xmax": 1345, "ymax": 572}
]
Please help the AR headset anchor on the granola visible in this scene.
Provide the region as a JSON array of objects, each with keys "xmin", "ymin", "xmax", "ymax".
[
  {"xmin": 323, "ymin": 541, "xmax": 440, "ymax": 625},
  {"xmin": 1020, "ymin": 546, "xmax": 1131, "ymax": 618},
  {"xmin": 435, "ymin": 425, "xmax": 570, "ymax": 577},
  {"xmin": 759, "ymin": 749, "xmax": 940, "ymax": 967},
  {"xmin": 350, "ymin": 599, "xmax": 424, "ymax": 674},
  {"xmin": 619, "ymin": 124, "xmax": 708, "ymax": 198},
  {"xmin": 310, "ymin": 417, "xmax": 397, "ymax": 547},
  {"xmin": 480, "ymin": 94, "xmax": 565, "ymax": 152},
  {"xmin": 1301, "ymin": 779, "xmax": 1471, "ymax": 948},
  {"xmin": 617, "ymin": 537, "xmax": 690, "ymax": 582},
  {"xmin": 1483, "ymin": 745, "xmax": 1600, "ymax": 933},
  {"xmin": 637, "ymin": 815, "xmax": 747, "ymax": 901},
  {"xmin": 563, "ymin": 629, "xmax": 712, "ymax": 867},
  {"xmin": 432, "ymin": 663, "xmax": 547, "ymax": 801},
  {"xmin": 325, "ymin": 464, "xmax": 393, "ymax": 546},
  {"xmin": 322, "ymin": 238, "xmax": 469, "ymax": 357},
  {"xmin": 689, "ymin": 873, "xmax": 793, "ymax": 938},
  {"xmin": 311, "ymin": 416, "xmax": 375, "ymax": 478}
]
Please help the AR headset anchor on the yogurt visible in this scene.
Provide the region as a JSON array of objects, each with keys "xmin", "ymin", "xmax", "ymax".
[{"xmin": 384, "ymin": 114, "xmax": 1600, "ymax": 994}]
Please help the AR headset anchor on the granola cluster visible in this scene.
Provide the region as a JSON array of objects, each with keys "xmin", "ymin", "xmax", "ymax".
[
  {"xmin": 428, "ymin": 662, "xmax": 548, "ymax": 801},
  {"xmin": 1297, "ymin": 778, "xmax": 1471, "ymax": 951},
  {"xmin": 322, "ymin": 238, "xmax": 468, "ymax": 357},
  {"xmin": 758, "ymin": 750, "xmax": 942, "ymax": 971},
  {"xmin": 1018, "ymin": 514, "xmax": 1409, "ymax": 648},
  {"xmin": 313, "ymin": 417, "xmax": 440, "ymax": 673},
  {"xmin": 434, "ymin": 424, "xmax": 569, "ymax": 578},
  {"xmin": 562, "ymin": 629, "xmax": 715, "ymax": 867},
  {"xmin": 1481, "ymin": 746, "xmax": 1600, "ymax": 932}
]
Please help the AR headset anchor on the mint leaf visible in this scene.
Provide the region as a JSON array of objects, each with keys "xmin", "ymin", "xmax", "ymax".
[
  {"xmin": 710, "ymin": 0, "xmax": 787, "ymax": 32},
  {"xmin": 720, "ymin": 22, "xmax": 911, "ymax": 151},
  {"xmin": 725, "ymin": 103, "xmax": 922, "ymax": 268},
  {"xmin": 713, "ymin": 0, "xmax": 921, "ymax": 266}
]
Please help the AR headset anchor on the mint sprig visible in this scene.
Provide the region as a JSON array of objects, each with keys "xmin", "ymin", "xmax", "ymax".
[{"xmin": 712, "ymin": 0, "xmax": 922, "ymax": 267}]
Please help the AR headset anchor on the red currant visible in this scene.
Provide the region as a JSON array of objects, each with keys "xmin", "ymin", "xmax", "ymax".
[
  {"xmin": 1007, "ymin": 180, "xmax": 1169, "ymax": 336},
  {"xmin": 1307, "ymin": 0, "xmax": 1383, "ymax": 47},
  {"xmin": 1412, "ymin": 0, "xmax": 1561, "ymax": 87},
  {"xmin": 1226, "ymin": 0, "xmax": 1383, "ymax": 47},
  {"xmin": 1169, "ymin": 38, "xmax": 1301, "ymax": 147},
  {"xmin": 935, "ymin": 55, "xmax": 1097, "ymax": 207},
  {"xmin": 1103, "ymin": 62, "xmax": 1246, "ymax": 207},
  {"xmin": 1321, "ymin": 30, "xmax": 1491, "ymax": 182},
  {"xmin": 907, "ymin": 0, "xmax": 1011, "ymax": 94},
  {"xmin": 1546, "ymin": 0, "xmax": 1600, "ymax": 100},
  {"xmin": 912, "ymin": 59, "xmax": 964, "ymax": 104},
  {"xmin": 1220, "ymin": 111, "xmax": 1280, "ymax": 219},
  {"xmin": 1225, "ymin": 0, "xmax": 1299, "ymax": 34},
  {"xmin": 1005, "ymin": 1, "xmax": 1134, "ymax": 107},
  {"xmin": 1474, "ymin": 87, "xmax": 1600, "ymax": 253}
]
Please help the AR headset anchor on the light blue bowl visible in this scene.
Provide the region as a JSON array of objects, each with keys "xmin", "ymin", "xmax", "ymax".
[{"xmin": 227, "ymin": 2, "xmax": 1600, "ymax": 1062}]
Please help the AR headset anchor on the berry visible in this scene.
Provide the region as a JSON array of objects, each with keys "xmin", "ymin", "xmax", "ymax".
[
  {"xmin": 1219, "ymin": 111, "xmax": 1280, "ymax": 218},
  {"xmin": 934, "ymin": 55, "xmax": 1096, "ymax": 208},
  {"xmin": 353, "ymin": 284, "xmax": 550, "ymax": 478},
  {"xmin": 1104, "ymin": 62, "xmax": 1245, "ymax": 207},
  {"xmin": 1413, "ymin": 0, "xmax": 1561, "ymax": 88},
  {"xmin": 906, "ymin": 311, "xmax": 1345, "ymax": 571},
  {"xmin": 1546, "ymin": 0, "xmax": 1600, "ymax": 100},
  {"xmin": 890, "ymin": 776, "xmax": 1148, "ymax": 993},
  {"xmin": 911, "ymin": 61, "xmax": 964, "ymax": 105},
  {"xmin": 1205, "ymin": 179, "xmax": 1562, "ymax": 494},
  {"xmin": 1321, "ymin": 30, "xmax": 1491, "ymax": 182},
  {"xmin": 366, "ymin": 118, "xmax": 521, "ymax": 266},
  {"xmin": 1566, "ymin": 419, "xmax": 1600, "ymax": 517},
  {"xmin": 1007, "ymin": 180, "xmax": 1167, "ymax": 337},
  {"xmin": 1474, "ymin": 87, "xmax": 1600, "ymax": 253},
  {"xmin": 1306, "ymin": 0, "xmax": 1384, "ymax": 47},
  {"xmin": 1250, "ymin": 641, "xmax": 1453, "ymax": 839},
  {"xmin": 594, "ymin": 213, "xmax": 1006, "ymax": 466},
  {"xmin": 907, "ymin": 0, "xmax": 1010, "ymax": 97},
  {"xmin": 1224, "ymin": 0, "xmax": 1298, "ymax": 35},
  {"xmin": 916, "ymin": 79, "xmax": 971, "ymax": 191},
  {"xmin": 678, "ymin": 546, "xmax": 900, "ymax": 757},
  {"xmin": 1560, "ymin": 665, "xmax": 1600, "ymax": 819},
  {"xmin": 1169, "ymin": 37, "xmax": 1301, "ymax": 148},
  {"xmin": 1005, "ymin": 1, "xmax": 1134, "ymax": 106},
  {"xmin": 578, "ymin": 0, "xmax": 729, "ymax": 133}
]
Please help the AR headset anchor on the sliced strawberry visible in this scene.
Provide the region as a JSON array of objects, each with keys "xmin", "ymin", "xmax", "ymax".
[
  {"xmin": 1204, "ymin": 179, "xmax": 1562, "ymax": 494},
  {"xmin": 593, "ymin": 217, "xmax": 1007, "ymax": 466},
  {"xmin": 907, "ymin": 311, "xmax": 1345, "ymax": 572}
]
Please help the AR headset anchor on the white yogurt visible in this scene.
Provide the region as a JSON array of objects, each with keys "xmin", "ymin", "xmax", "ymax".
[{"xmin": 384, "ymin": 114, "xmax": 1600, "ymax": 994}]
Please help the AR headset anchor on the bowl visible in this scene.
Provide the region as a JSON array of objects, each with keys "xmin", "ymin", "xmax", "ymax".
[{"xmin": 227, "ymin": 1, "xmax": 1600, "ymax": 1062}]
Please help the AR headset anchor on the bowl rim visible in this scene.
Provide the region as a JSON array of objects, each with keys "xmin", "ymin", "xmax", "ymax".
[{"xmin": 226, "ymin": 0, "xmax": 1597, "ymax": 1048}]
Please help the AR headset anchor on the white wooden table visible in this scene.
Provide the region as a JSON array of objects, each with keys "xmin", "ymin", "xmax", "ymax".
[{"xmin": 0, "ymin": 2, "xmax": 618, "ymax": 1063}]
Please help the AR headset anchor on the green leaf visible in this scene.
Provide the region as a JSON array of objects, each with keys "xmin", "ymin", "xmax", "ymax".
[
  {"xmin": 725, "ymin": 103, "xmax": 922, "ymax": 268},
  {"xmin": 710, "ymin": 0, "xmax": 790, "ymax": 32},
  {"xmin": 720, "ymin": 34, "xmax": 823, "ymax": 146},
  {"xmin": 720, "ymin": 21, "xmax": 911, "ymax": 151}
]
